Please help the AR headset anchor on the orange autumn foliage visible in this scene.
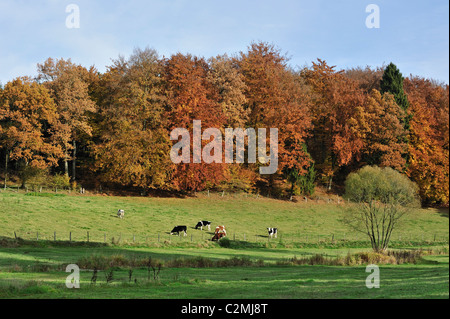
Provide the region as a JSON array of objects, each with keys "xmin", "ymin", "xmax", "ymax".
[
  {"xmin": 164, "ymin": 53, "xmax": 228, "ymax": 191},
  {"xmin": 0, "ymin": 77, "xmax": 63, "ymax": 169},
  {"xmin": 404, "ymin": 77, "xmax": 449, "ymax": 205}
]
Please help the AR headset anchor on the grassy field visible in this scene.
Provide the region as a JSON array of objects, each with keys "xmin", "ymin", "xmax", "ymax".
[
  {"xmin": 0, "ymin": 190, "xmax": 448, "ymax": 299},
  {"xmin": 0, "ymin": 244, "xmax": 448, "ymax": 299},
  {"xmin": 0, "ymin": 190, "xmax": 448, "ymax": 243}
]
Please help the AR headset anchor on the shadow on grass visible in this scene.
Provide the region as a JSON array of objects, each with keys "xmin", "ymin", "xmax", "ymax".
[
  {"xmin": 437, "ymin": 207, "xmax": 449, "ymax": 219},
  {"xmin": 1, "ymin": 263, "xmax": 448, "ymax": 299},
  {"xmin": 0, "ymin": 236, "xmax": 108, "ymax": 248}
]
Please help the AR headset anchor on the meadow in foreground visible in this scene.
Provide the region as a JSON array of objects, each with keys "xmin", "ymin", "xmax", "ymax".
[{"xmin": 0, "ymin": 191, "xmax": 448, "ymax": 299}]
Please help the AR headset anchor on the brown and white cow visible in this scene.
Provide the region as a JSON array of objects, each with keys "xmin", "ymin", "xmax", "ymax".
[{"xmin": 211, "ymin": 225, "xmax": 226, "ymax": 241}]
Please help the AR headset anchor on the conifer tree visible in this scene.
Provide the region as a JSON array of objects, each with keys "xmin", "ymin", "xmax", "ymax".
[{"xmin": 380, "ymin": 63, "xmax": 411, "ymax": 130}]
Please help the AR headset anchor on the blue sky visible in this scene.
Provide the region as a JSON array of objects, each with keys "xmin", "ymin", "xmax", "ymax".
[{"xmin": 0, "ymin": 0, "xmax": 448, "ymax": 85}]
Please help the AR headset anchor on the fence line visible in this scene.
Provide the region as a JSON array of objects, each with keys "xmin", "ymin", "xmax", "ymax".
[{"xmin": 4, "ymin": 230, "xmax": 449, "ymax": 246}]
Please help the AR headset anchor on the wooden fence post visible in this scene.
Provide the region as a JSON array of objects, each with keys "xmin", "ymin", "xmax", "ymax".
[{"xmin": 69, "ymin": 232, "xmax": 72, "ymax": 242}]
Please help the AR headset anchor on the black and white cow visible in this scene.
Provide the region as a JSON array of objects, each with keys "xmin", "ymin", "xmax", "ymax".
[
  {"xmin": 171, "ymin": 225, "xmax": 187, "ymax": 236},
  {"xmin": 267, "ymin": 227, "xmax": 278, "ymax": 238},
  {"xmin": 117, "ymin": 209, "xmax": 125, "ymax": 219},
  {"xmin": 195, "ymin": 220, "xmax": 211, "ymax": 231}
]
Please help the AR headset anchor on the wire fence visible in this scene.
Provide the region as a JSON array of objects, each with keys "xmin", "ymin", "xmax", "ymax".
[
  {"xmin": 1, "ymin": 188, "xmax": 448, "ymax": 245},
  {"xmin": 1, "ymin": 186, "xmax": 85, "ymax": 195},
  {"xmin": 5, "ymin": 229, "xmax": 449, "ymax": 246}
]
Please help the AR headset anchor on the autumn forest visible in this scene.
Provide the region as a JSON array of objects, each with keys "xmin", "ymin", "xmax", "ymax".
[{"xmin": 0, "ymin": 42, "xmax": 448, "ymax": 206}]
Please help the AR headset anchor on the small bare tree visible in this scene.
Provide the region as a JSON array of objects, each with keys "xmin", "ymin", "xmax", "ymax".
[{"xmin": 343, "ymin": 166, "xmax": 420, "ymax": 252}]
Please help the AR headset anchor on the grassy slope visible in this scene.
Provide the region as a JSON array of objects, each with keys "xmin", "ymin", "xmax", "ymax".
[{"xmin": 0, "ymin": 191, "xmax": 448, "ymax": 243}]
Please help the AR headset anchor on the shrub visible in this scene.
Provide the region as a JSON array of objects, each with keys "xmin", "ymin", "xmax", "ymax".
[
  {"xmin": 282, "ymin": 249, "xmax": 426, "ymax": 266},
  {"xmin": 25, "ymin": 168, "xmax": 50, "ymax": 191},
  {"xmin": 343, "ymin": 166, "xmax": 420, "ymax": 252},
  {"xmin": 50, "ymin": 173, "xmax": 71, "ymax": 190},
  {"xmin": 345, "ymin": 166, "xmax": 420, "ymax": 206},
  {"xmin": 343, "ymin": 250, "xmax": 424, "ymax": 265}
]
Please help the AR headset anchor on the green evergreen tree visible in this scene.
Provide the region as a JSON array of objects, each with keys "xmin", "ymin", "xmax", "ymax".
[
  {"xmin": 380, "ymin": 63, "xmax": 411, "ymax": 130},
  {"xmin": 285, "ymin": 144, "xmax": 316, "ymax": 197},
  {"xmin": 380, "ymin": 63, "xmax": 409, "ymax": 110}
]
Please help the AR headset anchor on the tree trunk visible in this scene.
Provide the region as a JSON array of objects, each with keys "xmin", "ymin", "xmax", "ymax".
[
  {"xmin": 21, "ymin": 160, "xmax": 28, "ymax": 189},
  {"xmin": 72, "ymin": 140, "xmax": 76, "ymax": 181},
  {"xmin": 4, "ymin": 151, "xmax": 8, "ymax": 189},
  {"xmin": 64, "ymin": 155, "xmax": 69, "ymax": 177},
  {"xmin": 328, "ymin": 175, "xmax": 333, "ymax": 191},
  {"xmin": 290, "ymin": 181, "xmax": 295, "ymax": 198}
]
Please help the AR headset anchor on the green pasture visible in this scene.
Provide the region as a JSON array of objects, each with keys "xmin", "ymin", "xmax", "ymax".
[
  {"xmin": 0, "ymin": 190, "xmax": 448, "ymax": 244},
  {"xmin": 0, "ymin": 190, "xmax": 448, "ymax": 299},
  {"xmin": 0, "ymin": 245, "xmax": 447, "ymax": 299}
]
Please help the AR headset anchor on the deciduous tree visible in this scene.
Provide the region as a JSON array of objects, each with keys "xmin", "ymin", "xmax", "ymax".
[
  {"xmin": 207, "ymin": 54, "xmax": 248, "ymax": 128},
  {"xmin": 302, "ymin": 59, "xmax": 365, "ymax": 190},
  {"xmin": 239, "ymin": 42, "xmax": 313, "ymax": 191},
  {"xmin": 164, "ymin": 53, "xmax": 228, "ymax": 191},
  {"xmin": 93, "ymin": 48, "xmax": 172, "ymax": 191},
  {"xmin": 343, "ymin": 166, "xmax": 420, "ymax": 252},
  {"xmin": 37, "ymin": 58, "xmax": 97, "ymax": 180},
  {"xmin": 404, "ymin": 77, "xmax": 449, "ymax": 205},
  {"xmin": 355, "ymin": 89, "xmax": 408, "ymax": 171},
  {"xmin": 0, "ymin": 77, "xmax": 64, "ymax": 187}
]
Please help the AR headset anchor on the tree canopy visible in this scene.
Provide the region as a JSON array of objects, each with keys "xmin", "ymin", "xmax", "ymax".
[{"xmin": 0, "ymin": 43, "xmax": 448, "ymax": 206}]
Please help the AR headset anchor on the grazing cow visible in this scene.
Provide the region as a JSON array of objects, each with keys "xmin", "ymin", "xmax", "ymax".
[
  {"xmin": 171, "ymin": 225, "xmax": 187, "ymax": 236},
  {"xmin": 212, "ymin": 225, "xmax": 227, "ymax": 241},
  {"xmin": 117, "ymin": 209, "xmax": 125, "ymax": 219},
  {"xmin": 195, "ymin": 220, "xmax": 211, "ymax": 231},
  {"xmin": 267, "ymin": 227, "xmax": 277, "ymax": 238}
]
